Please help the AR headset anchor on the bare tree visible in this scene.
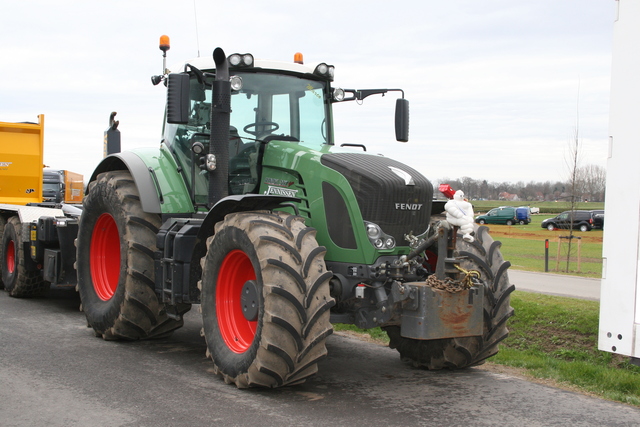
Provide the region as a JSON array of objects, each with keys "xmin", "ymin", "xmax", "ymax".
[
  {"xmin": 433, "ymin": 170, "xmax": 603, "ymax": 205},
  {"xmin": 480, "ymin": 180, "xmax": 489, "ymax": 200},
  {"xmin": 540, "ymin": 181, "xmax": 553, "ymax": 201},
  {"xmin": 520, "ymin": 181, "xmax": 539, "ymax": 201},
  {"xmin": 563, "ymin": 85, "xmax": 583, "ymax": 273},
  {"xmin": 575, "ymin": 164, "xmax": 606, "ymax": 202}
]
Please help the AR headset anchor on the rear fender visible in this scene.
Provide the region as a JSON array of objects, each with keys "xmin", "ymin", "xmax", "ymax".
[{"xmin": 89, "ymin": 147, "xmax": 193, "ymax": 214}]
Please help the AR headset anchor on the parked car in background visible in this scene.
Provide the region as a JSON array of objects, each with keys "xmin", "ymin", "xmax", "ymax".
[
  {"xmin": 590, "ymin": 210, "xmax": 605, "ymax": 229},
  {"xmin": 515, "ymin": 207, "xmax": 531, "ymax": 224},
  {"xmin": 541, "ymin": 210, "xmax": 596, "ymax": 232},
  {"xmin": 476, "ymin": 206, "xmax": 531, "ymax": 225}
]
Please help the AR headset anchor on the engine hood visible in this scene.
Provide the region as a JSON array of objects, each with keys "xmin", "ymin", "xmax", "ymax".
[{"xmin": 320, "ymin": 152, "xmax": 433, "ymax": 243}]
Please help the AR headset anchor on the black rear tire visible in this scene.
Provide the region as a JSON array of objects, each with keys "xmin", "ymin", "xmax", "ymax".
[
  {"xmin": 384, "ymin": 225, "xmax": 514, "ymax": 369},
  {"xmin": 1, "ymin": 216, "xmax": 47, "ymax": 297},
  {"xmin": 0, "ymin": 215, "xmax": 5, "ymax": 289},
  {"xmin": 76, "ymin": 170, "xmax": 185, "ymax": 340},
  {"xmin": 200, "ymin": 211, "xmax": 334, "ymax": 388}
]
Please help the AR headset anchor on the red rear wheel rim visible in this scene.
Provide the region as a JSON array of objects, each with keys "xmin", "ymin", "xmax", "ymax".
[
  {"xmin": 217, "ymin": 249, "xmax": 257, "ymax": 353},
  {"xmin": 6, "ymin": 240, "xmax": 15, "ymax": 274},
  {"xmin": 90, "ymin": 213, "xmax": 120, "ymax": 301}
]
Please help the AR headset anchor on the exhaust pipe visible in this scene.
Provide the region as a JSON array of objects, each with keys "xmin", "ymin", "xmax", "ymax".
[{"xmin": 208, "ymin": 47, "xmax": 231, "ymax": 208}]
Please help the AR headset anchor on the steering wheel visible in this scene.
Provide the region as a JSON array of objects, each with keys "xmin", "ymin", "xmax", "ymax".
[{"xmin": 243, "ymin": 121, "xmax": 279, "ymax": 137}]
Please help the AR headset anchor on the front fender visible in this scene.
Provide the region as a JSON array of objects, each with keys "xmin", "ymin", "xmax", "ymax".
[
  {"xmin": 89, "ymin": 146, "xmax": 193, "ymax": 214},
  {"xmin": 188, "ymin": 194, "xmax": 300, "ymax": 290}
]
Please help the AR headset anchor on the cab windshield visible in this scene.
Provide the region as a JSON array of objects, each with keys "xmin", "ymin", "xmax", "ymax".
[
  {"xmin": 229, "ymin": 72, "xmax": 330, "ymax": 145},
  {"xmin": 164, "ymin": 71, "xmax": 331, "ymax": 202}
]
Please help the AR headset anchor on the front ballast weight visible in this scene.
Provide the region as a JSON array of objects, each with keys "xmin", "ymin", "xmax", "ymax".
[
  {"xmin": 390, "ymin": 275, "xmax": 484, "ymax": 340},
  {"xmin": 347, "ymin": 221, "xmax": 493, "ymax": 341},
  {"xmin": 354, "ymin": 221, "xmax": 514, "ymax": 370}
]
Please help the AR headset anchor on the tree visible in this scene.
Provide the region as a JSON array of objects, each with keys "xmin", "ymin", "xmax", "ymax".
[
  {"xmin": 563, "ymin": 86, "xmax": 583, "ymax": 273},
  {"xmin": 575, "ymin": 164, "xmax": 606, "ymax": 202}
]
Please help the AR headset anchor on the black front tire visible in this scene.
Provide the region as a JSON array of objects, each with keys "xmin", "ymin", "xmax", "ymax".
[
  {"xmin": 1, "ymin": 216, "xmax": 47, "ymax": 297},
  {"xmin": 200, "ymin": 211, "xmax": 334, "ymax": 388},
  {"xmin": 384, "ymin": 225, "xmax": 514, "ymax": 369},
  {"xmin": 76, "ymin": 170, "xmax": 185, "ymax": 340}
]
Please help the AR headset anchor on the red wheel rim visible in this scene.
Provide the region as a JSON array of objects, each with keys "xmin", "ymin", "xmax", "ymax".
[
  {"xmin": 6, "ymin": 240, "xmax": 15, "ymax": 274},
  {"xmin": 217, "ymin": 249, "xmax": 257, "ymax": 353},
  {"xmin": 90, "ymin": 213, "xmax": 120, "ymax": 301}
]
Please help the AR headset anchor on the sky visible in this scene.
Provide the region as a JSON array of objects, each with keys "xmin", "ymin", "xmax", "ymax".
[{"xmin": 0, "ymin": 0, "xmax": 614, "ymax": 185}]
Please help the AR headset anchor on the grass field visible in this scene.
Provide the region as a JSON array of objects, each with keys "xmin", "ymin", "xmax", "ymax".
[
  {"xmin": 491, "ymin": 292, "xmax": 640, "ymax": 406},
  {"xmin": 472, "ymin": 200, "xmax": 604, "ymax": 214},
  {"xmin": 479, "ymin": 215, "xmax": 603, "ymax": 278}
]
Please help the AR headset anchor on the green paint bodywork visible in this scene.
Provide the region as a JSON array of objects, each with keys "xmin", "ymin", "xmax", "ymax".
[
  {"xmin": 129, "ymin": 145, "xmax": 194, "ymax": 214},
  {"xmin": 261, "ymin": 141, "xmax": 409, "ymax": 264},
  {"xmin": 120, "ymin": 140, "xmax": 411, "ymax": 265}
]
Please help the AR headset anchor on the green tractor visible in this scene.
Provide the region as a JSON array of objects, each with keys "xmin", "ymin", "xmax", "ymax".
[{"xmin": 75, "ymin": 38, "xmax": 514, "ymax": 388}]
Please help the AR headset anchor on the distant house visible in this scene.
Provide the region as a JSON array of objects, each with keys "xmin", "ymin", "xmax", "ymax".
[{"xmin": 499, "ymin": 192, "xmax": 520, "ymax": 201}]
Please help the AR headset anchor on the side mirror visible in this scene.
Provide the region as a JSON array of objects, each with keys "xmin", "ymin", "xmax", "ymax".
[
  {"xmin": 166, "ymin": 73, "xmax": 190, "ymax": 124},
  {"xmin": 395, "ymin": 98, "xmax": 409, "ymax": 142}
]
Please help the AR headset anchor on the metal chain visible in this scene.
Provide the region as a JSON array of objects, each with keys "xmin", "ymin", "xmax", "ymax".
[
  {"xmin": 425, "ymin": 265, "xmax": 482, "ymax": 293},
  {"xmin": 454, "ymin": 264, "xmax": 482, "ymax": 288}
]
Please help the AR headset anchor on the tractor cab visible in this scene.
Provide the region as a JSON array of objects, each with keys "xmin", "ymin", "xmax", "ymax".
[
  {"xmin": 156, "ymin": 46, "xmax": 408, "ymax": 209},
  {"xmin": 161, "ymin": 54, "xmax": 336, "ymax": 205}
]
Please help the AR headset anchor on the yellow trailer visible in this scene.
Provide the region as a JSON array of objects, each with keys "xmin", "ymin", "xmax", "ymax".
[{"xmin": 0, "ymin": 115, "xmax": 44, "ymax": 205}]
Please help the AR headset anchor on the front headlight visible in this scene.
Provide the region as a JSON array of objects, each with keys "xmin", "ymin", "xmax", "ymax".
[
  {"xmin": 366, "ymin": 222, "xmax": 381, "ymax": 239},
  {"xmin": 364, "ymin": 221, "xmax": 395, "ymax": 250}
]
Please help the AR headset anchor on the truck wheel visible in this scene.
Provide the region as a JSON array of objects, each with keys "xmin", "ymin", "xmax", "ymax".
[
  {"xmin": 506, "ymin": 219, "xmax": 514, "ymax": 226},
  {"xmin": 1, "ymin": 216, "xmax": 47, "ymax": 297},
  {"xmin": 76, "ymin": 170, "xmax": 184, "ymax": 340},
  {"xmin": 0, "ymin": 215, "xmax": 5, "ymax": 289},
  {"xmin": 200, "ymin": 211, "xmax": 334, "ymax": 388},
  {"xmin": 384, "ymin": 225, "xmax": 514, "ymax": 369}
]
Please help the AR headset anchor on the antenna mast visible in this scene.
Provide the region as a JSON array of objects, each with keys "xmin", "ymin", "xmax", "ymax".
[{"xmin": 193, "ymin": 0, "xmax": 201, "ymax": 57}]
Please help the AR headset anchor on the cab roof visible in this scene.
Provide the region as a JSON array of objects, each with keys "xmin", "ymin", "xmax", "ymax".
[{"xmin": 168, "ymin": 56, "xmax": 317, "ymax": 76}]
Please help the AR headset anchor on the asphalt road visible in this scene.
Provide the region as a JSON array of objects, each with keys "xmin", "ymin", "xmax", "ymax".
[
  {"xmin": 509, "ymin": 269, "xmax": 601, "ymax": 301},
  {"xmin": 1, "ymin": 287, "xmax": 638, "ymax": 427}
]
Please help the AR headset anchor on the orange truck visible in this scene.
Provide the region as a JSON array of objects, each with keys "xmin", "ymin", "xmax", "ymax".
[
  {"xmin": 43, "ymin": 169, "xmax": 84, "ymax": 204},
  {"xmin": 0, "ymin": 115, "xmax": 82, "ymax": 295}
]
